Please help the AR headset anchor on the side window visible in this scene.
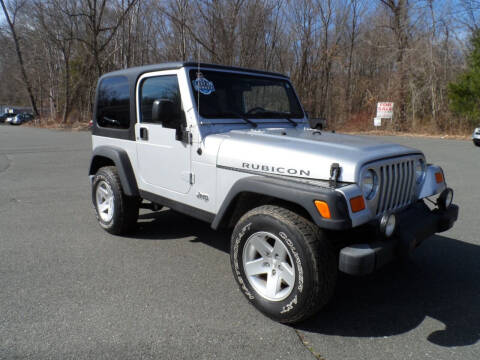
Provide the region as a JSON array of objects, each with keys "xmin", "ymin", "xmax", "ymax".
[
  {"xmin": 140, "ymin": 75, "xmax": 182, "ymax": 128},
  {"xmin": 96, "ymin": 76, "xmax": 130, "ymax": 129}
]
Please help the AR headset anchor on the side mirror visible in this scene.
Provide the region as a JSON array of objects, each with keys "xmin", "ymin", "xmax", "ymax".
[
  {"xmin": 152, "ymin": 99, "xmax": 177, "ymax": 124},
  {"xmin": 152, "ymin": 98, "xmax": 189, "ymax": 143}
]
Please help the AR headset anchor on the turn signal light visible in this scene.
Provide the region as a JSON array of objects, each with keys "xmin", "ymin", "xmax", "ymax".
[
  {"xmin": 314, "ymin": 200, "xmax": 331, "ymax": 219},
  {"xmin": 350, "ymin": 196, "xmax": 366, "ymax": 213},
  {"xmin": 435, "ymin": 172, "xmax": 444, "ymax": 183}
]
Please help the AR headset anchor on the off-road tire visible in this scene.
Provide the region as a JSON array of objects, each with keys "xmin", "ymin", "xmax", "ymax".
[
  {"xmin": 92, "ymin": 166, "xmax": 139, "ymax": 235},
  {"xmin": 230, "ymin": 205, "xmax": 337, "ymax": 324}
]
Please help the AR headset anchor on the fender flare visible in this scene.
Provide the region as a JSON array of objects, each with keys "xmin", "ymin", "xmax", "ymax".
[
  {"xmin": 89, "ymin": 146, "xmax": 139, "ymax": 197},
  {"xmin": 211, "ymin": 176, "xmax": 351, "ymax": 230}
]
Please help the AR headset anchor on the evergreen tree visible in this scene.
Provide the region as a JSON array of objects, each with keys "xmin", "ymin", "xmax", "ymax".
[{"xmin": 449, "ymin": 30, "xmax": 480, "ymax": 124}]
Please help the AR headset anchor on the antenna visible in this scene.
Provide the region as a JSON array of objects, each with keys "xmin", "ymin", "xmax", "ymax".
[{"xmin": 197, "ymin": 44, "xmax": 200, "ymax": 117}]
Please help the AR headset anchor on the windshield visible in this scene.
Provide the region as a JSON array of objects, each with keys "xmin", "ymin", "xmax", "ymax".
[{"xmin": 189, "ymin": 69, "xmax": 304, "ymax": 120}]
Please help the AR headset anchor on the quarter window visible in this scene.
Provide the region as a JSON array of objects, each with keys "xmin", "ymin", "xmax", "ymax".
[{"xmin": 96, "ymin": 76, "xmax": 130, "ymax": 129}]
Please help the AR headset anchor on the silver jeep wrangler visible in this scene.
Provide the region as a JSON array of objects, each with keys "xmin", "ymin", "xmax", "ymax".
[{"xmin": 89, "ymin": 62, "xmax": 458, "ymax": 323}]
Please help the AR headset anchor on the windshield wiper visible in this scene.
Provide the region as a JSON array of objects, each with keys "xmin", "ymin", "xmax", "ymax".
[
  {"xmin": 253, "ymin": 111, "xmax": 298, "ymax": 127},
  {"xmin": 284, "ymin": 116, "xmax": 298, "ymax": 127},
  {"xmin": 224, "ymin": 111, "xmax": 258, "ymax": 128}
]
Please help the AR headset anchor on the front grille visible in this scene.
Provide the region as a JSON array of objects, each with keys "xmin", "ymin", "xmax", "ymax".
[{"xmin": 375, "ymin": 159, "xmax": 417, "ymax": 215}]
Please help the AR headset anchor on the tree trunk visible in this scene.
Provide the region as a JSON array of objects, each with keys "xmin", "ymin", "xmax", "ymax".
[
  {"xmin": 382, "ymin": 0, "xmax": 409, "ymax": 131},
  {"xmin": 62, "ymin": 53, "xmax": 70, "ymax": 124},
  {"xmin": 1, "ymin": 0, "xmax": 40, "ymax": 116}
]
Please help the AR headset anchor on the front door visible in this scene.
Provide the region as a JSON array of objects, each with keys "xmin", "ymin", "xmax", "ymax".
[{"xmin": 136, "ymin": 74, "xmax": 191, "ymax": 194}]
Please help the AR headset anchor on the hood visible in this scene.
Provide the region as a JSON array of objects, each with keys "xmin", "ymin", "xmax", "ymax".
[{"xmin": 215, "ymin": 128, "xmax": 422, "ymax": 183}]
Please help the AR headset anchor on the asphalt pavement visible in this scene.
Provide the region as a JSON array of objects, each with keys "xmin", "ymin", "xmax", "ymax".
[{"xmin": 0, "ymin": 126, "xmax": 478, "ymax": 359}]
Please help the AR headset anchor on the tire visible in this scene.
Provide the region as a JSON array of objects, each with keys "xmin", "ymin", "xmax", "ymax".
[
  {"xmin": 230, "ymin": 205, "xmax": 337, "ymax": 324},
  {"xmin": 474, "ymin": 139, "xmax": 480, "ymax": 147},
  {"xmin": 92, "ymin": 166, "xmax": 139, "ymax": 235}
]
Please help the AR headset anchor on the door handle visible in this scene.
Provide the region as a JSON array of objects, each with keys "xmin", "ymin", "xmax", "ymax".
[{"xmin": 139, "ymin": 127, "xmax": 149, "ymax": 141}]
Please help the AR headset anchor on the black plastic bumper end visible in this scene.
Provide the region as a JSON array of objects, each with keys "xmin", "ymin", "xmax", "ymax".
[{"xmin": 338, "ymin": 203, "xmax": 459, "ymax": 276}]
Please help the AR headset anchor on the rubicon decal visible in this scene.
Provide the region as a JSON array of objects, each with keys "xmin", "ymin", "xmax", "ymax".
[{"xmin": 242, "ymin": 162, "xmax": 310, "ymax": 177}]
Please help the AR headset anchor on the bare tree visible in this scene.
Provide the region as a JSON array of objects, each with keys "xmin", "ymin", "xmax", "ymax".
[
  {"xmin": 379, "ymin": 0, "xmax": 410, "ymax": 130},
  {"xmin": 66, "ymin": 0, "xmax": 138, "ymax": 77},
  {"xmin": 35, "ymin": 0, "xmax": 79, "ymax": 122},
  {"xmin": 0, "ymin": 0, "xmax": 473, "ymax": 133},
  {"xmin": 461, "ymin": 0, "xmax": 480, "ymax": 31},
  {"xmin": 345, "ymin": 0, "xmax": 364, "ymax": 115},
  {"xmin": 0, "ymin": 0, "xmax": 40, "ymax": 116}
]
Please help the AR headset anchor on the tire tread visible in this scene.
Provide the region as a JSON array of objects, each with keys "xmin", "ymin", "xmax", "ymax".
[
  {"xmin": 93, "ymin": 166, "xmax": 139, "ymax": 235},
  {"xmin": 234, "ymin": 205, "xmax": 336, "ymax": 324}
]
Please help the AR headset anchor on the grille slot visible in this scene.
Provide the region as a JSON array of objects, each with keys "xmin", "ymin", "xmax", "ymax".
[{"xmin": 376, "ymin": 159, "xmax": 416, "ymax": 215}]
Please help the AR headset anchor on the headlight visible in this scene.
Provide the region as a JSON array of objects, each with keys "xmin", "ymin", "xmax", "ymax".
[
  {"xmin": 361, "ymin": 169, "xmax": 378, "ymax": 200},
  {"xmin": 415, "ymin": 159, "xmax": 426, "ymax": 185}
]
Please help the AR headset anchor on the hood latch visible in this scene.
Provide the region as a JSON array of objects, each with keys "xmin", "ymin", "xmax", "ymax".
[{"xmin": 329, "ymin": 163, "xmax": 341, "ymax": 188}]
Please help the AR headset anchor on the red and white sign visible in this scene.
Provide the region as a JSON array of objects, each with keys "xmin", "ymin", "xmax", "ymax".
[{"xmin": 376, "ymin": 102, "xmax": 394, "ymax": 118}]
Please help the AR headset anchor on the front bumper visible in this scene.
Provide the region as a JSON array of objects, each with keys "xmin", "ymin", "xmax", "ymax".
[{"xmin": 338, "ymin": 202, "xmax": 459, "ymax": 275}]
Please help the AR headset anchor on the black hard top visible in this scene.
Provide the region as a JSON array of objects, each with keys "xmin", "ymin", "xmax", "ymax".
[{"xmin": 100, "ymin": 62, "xmax": 289, "ymax": 81}]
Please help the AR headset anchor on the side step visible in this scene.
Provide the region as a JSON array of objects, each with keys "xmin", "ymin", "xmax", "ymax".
[{"xmin": 140, "ymin": 201, "xmax": 162, "ymax": 211}]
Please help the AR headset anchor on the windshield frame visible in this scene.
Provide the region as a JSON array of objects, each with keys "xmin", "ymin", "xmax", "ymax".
[{"xmin": 186, "ymin": 67, "xmax": 306, "ymax": 125}]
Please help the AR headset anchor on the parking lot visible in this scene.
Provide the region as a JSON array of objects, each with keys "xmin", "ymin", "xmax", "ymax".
[{"xmin": 0, "ymin": 126, "xmax": 478, "ymax": 359}]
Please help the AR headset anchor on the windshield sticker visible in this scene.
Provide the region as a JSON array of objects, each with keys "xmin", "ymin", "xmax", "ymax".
[{"xmin": 193, "ymin": 74, "xmax": 215, "ymax": 95}]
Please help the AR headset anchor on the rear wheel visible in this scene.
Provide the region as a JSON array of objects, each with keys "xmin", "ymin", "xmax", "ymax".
[
  {"xmin": 474, "ymin": 139, "xmax": 480, "ymax": 147},
  {"xmin": 230, "ymin": 205, "xmax": 337, "ymax": 324},
  {"xmin": 92, "ymin": 166, "xmax": 139, "ymax": 235}
]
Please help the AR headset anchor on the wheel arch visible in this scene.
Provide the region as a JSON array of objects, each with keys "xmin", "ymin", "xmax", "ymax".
[
  {"xmin": 89, "ymin": 146, "xmax": 139, "ymax": 197},
  {"xmin": 212, "ymin": 191, "xmax": 314, "ymax": 230},
  {"xmin": 211, "ymin": 176, "xmax": 351, "ymax": 231}
]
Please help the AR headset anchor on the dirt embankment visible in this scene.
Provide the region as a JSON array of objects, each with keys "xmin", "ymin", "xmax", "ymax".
[{"xmin": 23, "ymin": 118, "xmax": 90, "ymax": 131}]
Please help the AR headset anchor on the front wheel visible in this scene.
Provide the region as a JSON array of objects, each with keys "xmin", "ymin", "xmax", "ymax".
[
  {"xmin": 92, "ymin": 166, "xmax": 139, "ymax": 235},
  {"xmin": 230, "ymin": 205, "xmax": 337, "ymax": 324},
  {"xmin": 473, "ymin": 139, "xmax": 480, "ymax": 147}
]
